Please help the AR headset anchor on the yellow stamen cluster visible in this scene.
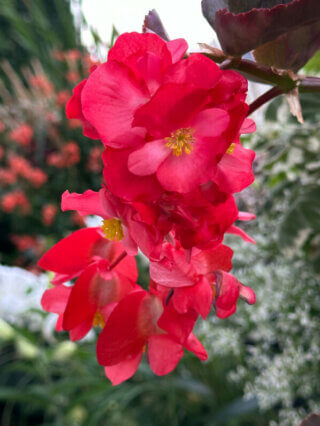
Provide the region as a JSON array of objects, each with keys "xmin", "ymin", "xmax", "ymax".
[
  {"xmin": 165, "ymin": 127, "xmax": 195, "ymax": 156},
  {"xmin": 93, "ymin": 311, "xmax": 105, "ymax": 328},
  {"xmin": 102, "ymin": 218, "xmax": 124, "ymax": 241},
  {"xmin": 226, "ymin": 142, "xmax": 236, "ymax": 154}
]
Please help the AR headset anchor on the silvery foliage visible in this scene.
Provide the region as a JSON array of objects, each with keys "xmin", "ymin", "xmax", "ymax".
[{"xmin": 200, "ymin": 234, "xmax": 320, "ymax": 426}]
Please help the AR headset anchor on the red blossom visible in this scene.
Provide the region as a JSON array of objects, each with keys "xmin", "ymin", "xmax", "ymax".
[{"xmin": 38, "ymin": 32, "xmax": 257, "ymax": 385}]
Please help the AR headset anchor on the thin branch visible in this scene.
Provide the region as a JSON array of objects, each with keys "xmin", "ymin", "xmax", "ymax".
[{"xmin": 248, "ymin": 86, "xmax": 283, "ymax": 116}]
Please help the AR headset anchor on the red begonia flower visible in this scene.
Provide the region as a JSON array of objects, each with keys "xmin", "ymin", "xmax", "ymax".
[
  {"xmin": 61, "ymin": 189, "xmax": 169, "ymax": 260},
  {"xmin": 150, "ymin": 241, "xmax": 234, "ymax": 319},
  {"xmin": 38, "ymin": 227, "xmax": 137, "ymax": 284},
  {"xmin": 97, "ymin": 290, "xmax": 205, "ymax": 385},
  {"xmin": 76, "ymin": 32, "xmax": 253, "ymax": 196}
]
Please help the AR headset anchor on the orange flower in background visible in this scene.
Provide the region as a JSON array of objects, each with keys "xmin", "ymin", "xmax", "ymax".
[
  {"xmin": 28, "ymin": 168, "xmax": 48, "ymax": 187},
  {"xmin": 56, "ymin": 89, "xmax": 71, "ymax": 106},
  {"xmin": 1, "ymin": 190, "xmax": 31, "ymax": 214},
  {"xmin": 11, "ymin": 234, "xmax": 38, "ymax": 252},
  {"xmin": 65, "ymin": 49, "xmax": 81, "ymax": 62},
  {"xmin": 9, "ymin": 124, "xmax": 33, "ymax": 147},
  {"xmin": 66, "ymin": 71, "xmax": 80, "ymax": 83},
  {"xmin": 63, "ymin": 141, "xmax": 80, "ymax": 166},
  {"xmin": 29, "ymin": 74, "xmax": 54, "ymax": 96},
  {"xmin": 47, "ymin": 152, "xmax": 64, "ymax": 168},
  {"xmin": 47, "ymin": 142, "xmax": 80, "ymax": 168},
  {"xmin": 0, "ymin": 168, "xmax": 16, "ymax": 186},
  {"xmin": 0, "ymin": 120, "xmax": 5, "ymax": 133},
  {"xmin": 42, "ymin": 204, "xmax": 58, "ymax": 226},
  {"xmin": 87, "ymin": 146, "xmax": 103, "ymax": 173}
]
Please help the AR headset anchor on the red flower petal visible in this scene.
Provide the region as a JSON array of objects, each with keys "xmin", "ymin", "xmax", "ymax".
[
  {"xmin": 192, "ymin": 244, "xmax": 233, "ymax": 274},
  {"xmin": 128, "ymin": 139, "xmax": 170, "ymax": 176},
  {"xmin": 167, "ymin": 39, "xmax": 188, "ymax": 63},
  {"xmin": 102, "ymin": 148, "xmax": 163, "ymax": 202},
  {"xmin": 82, "ymin": 61, "xmax": 149, "ymax": 148},
  {"xmin": 104, "ymin": 351, "xmax": 143, "ymax": 385},
  {"xmin": 38, "ymin": 228, "xmax": 103, "ymax": 276},
  {"xmin": 213, "ymin": 143, "xmax": 255, "ymax": 193},
  {"xmin": 184, "ymin": 333, "xmax": 208, "ymax": 361},
  {"xmin": 97, "ymin": 291, "xmax": 155, "ymax": 366},
  {"xmin": 164, "ymin": 53, "xmax": 221, "ymax": 88},
  {"xmin": 148, "ymin": 334, "xmax": 184, "ymax": 375},
  {"xmin": 61, "ymin": 189, "xmax": 107, "ymax": 218},
  {"xmin": 41, "ymin": 286, "xmax": 71, "ymax": 314}
]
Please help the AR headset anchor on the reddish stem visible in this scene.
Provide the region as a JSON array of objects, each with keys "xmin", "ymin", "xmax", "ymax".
[
  {"xmin": 248, "ymin": 86, "xmax": 283, "ymax": 116},
  {"xmin": 110, "ymin": 251, "xmax": 127, "ymax": 270}
]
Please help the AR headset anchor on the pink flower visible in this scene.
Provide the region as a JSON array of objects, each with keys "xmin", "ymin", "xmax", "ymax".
[
  {"xmin": 150, "ymin": 240, "xmax": 255, "ymax": 319},
  {"xmin": 72, "ymin": 32, "xmax": 252, "ymax": 195},
  {"xmin": 61, "ymin": 188, "xmax": 169, "ymax": 259},
  {"xmin": 97, "ymin": 289, "xmax": 206, "ymax": 385},
  {"xmin": 39, "ymin": 227, "xmax": 138, "ymax": 340}
]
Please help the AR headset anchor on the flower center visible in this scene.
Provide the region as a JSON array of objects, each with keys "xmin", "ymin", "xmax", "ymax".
[
  {"xmin": 102, "ymin": 218, "xmax": 124, "ymax": 241},
  {"xmin": 93, "ymin": 311, "xmax": 105, "ymax": 328},
  {"xmin": 226, "ymin": 142, "xmax": 236, "ymax": 154},
  {"xmin": 165, "ymin": 127, "xmax": 195, "ymax": 156}
]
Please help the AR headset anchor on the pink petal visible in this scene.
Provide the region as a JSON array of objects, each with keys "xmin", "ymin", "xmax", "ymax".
[
  {"xmin": 41, "ymin": 286, "xmax": 71, "ymax": 314},
  {"xmin": 192, "ymin": 244, "xmax": 233, "ymax": 275},
  {"xmin": 102, "ymin": 148, "xmax": 163, "ymax": 202},
  {"xmin": 38, "ymin": 228, "xmax": 103, "ymax": 275},
  {"xmin": 66, "ymin": 79, "xmax": 100, "ymax": 140},
  {"xmin": 164, "ymin": 53, "xmax": 221, "ymax": 88},
  {"xmin": 128, "ymin": 139, "xmax": 170, "ymax": 176},
  {"xmin": 191, "ymin": 108, "xmax": 230, "ymax": 139},
  {"xmin": 104, "ymin": 351, "xmax": 143, "ymax": 385},
  {"xmin": 61, "ymin": 189, "xmax": 107, "ymax": 217},
  {"xmin": 82, "ymin": 61, "xmax": 148, "ymax": 148},
  {"xmin": 63, "ymin": 265, "xmax": 98, "ymax": 330},
  {"xmin": 133, "ymin": 83, "xmax": 209, "ymax": 139},
  {"xmin": 156, "ymin": 108, "xmax": 230, "ymax": 193},
  {"xmin": 148, "ymin": 334, "xmax": 184, "ymax": 375},
  {"xmin": 69, "ymin": 319, "xmax": 93, "ymax": 341},
  {"xmin": 213, "ymin": 143, "xmax": 255, "ymax": 193},
  {"xmin": 166, "ymin": 39, "xmax": 188, "ymax": 63},
  {"xmin": 184, "ymin": 333, "xmax": 208, "ymax": 361},
  {"xmin": 158, "ymin": 304, "xmax": 198, "ymax": 344},
  {"xmin": 108, "ymin": 32, "xmax": 171, "ymax": 68},
  {"xmin": 240, "ymin": 118, "xmax": 256, "ymax": 134},
  {"xmin": 150, "ymin": 251, "xmax": 195, "ymax": 288},
  {"xmin": 214, "ymin": 271, "xmax": 240, "ymax": 319},
  {"xmin": 96, "ymin": 291, "xmax": 150, "ymax": 366},
  {"xmin": 172, "ymin": 277, "xmax": 212, "ymax": 319},
  {"xmin": 227, "ymin": 225, "xmax": 256, "ymax": 244},
  {"xmin": 239, "ymin": 284, "xmax": 256, "ymax": 305},
  {"xmin": 238, "ymin": 211, "xmax": 256, "ymax": 221}
]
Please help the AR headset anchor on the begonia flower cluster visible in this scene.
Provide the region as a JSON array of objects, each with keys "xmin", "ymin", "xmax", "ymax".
[{"xmin": 39, "ymin": 32, "xmax": 257, "ymax": 385}]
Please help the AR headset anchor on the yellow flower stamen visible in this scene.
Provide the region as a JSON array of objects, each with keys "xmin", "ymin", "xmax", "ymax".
[
  {"xmin": 93, "ymin": 311, "xmax": 105, "ymax": 328},
  {"xmin": 102, "ymin": 218, "xmax": 124, "ymax": 241},
  {"xmin": 165, "ymin": 127, "xmax": 195, "ymax": 156},
  {"xmin": 226, "ymin": 142, "xmax": 236, "ymax": 155}
]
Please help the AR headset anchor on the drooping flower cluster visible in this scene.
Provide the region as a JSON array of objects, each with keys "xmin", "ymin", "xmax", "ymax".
[{"xmin": 39, "ymin": 32, "xmax": 257, "ymax": 385}]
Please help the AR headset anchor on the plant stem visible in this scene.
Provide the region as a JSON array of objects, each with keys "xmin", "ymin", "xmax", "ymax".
[
  {"xmin": 110, "ymin": 251, "xmax": 127, "ymax": 270},
  {"xmin": 248, "ymin": 86, "xmax": 283, "ymax": 116}
]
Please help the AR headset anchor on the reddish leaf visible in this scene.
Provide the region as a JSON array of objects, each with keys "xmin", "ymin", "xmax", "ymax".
[
  {"xmin": 202, "ymin": 0, "xmax": 320, "ymax": 70},
  {"xmin": 143, "ymin": 9, "xmax": 169, "ymax": 41}
]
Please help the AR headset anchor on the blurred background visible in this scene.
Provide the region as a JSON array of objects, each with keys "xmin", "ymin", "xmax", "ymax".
[{"xmin": 0, "ymin": 1, "xmax": 319, "ymax": 425}]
